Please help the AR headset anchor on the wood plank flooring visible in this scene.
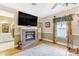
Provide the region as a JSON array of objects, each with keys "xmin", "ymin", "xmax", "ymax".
[{"xmin": 0, "ymin": 40, "xmax": 66, "ymax": 56}]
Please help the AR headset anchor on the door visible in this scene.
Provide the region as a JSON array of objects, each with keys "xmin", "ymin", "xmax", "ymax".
[{"xmin": 55, "ymin": 21, "xmax": 67, "ymax": 45}]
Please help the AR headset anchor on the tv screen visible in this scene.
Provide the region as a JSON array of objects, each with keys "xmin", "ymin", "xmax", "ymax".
[{"xmin": 18, "ymin": 11, "xmax": 38, "ymax": 26}]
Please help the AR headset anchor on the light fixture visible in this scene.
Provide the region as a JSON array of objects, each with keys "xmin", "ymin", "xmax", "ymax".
[
  {"xmin": 31, "ymin": 3, "xmax": 37, "ymax": 6},
  {"xmin": 62, "ymin": 3, "xmax": 77, "ymax": 7}
]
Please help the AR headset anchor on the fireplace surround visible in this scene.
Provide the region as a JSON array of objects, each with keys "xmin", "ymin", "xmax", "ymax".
[{"xmin": 19, "ymin": 26, "xmax": 38, "ymax": 49}]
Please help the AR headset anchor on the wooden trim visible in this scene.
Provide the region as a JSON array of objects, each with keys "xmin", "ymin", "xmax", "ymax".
[
  {"xmin": 67, "ymin": 21, "xmax": 73, "ymax": 51},
  {"xmin": 53, "ymin": 22, "xmax": 56, "ymax": 43},
  {"xmin": 41, "ymin": 23, "xmax": 43, "ymax": 39},
  {"xmin": 37, "ymin": 22, "xmax": 43, "ymax": 40}
]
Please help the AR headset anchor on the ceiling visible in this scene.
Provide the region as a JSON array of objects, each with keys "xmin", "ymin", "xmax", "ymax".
[{"xmin": 1, "ymin": 3, "xmax": 79, "ymax": 18}]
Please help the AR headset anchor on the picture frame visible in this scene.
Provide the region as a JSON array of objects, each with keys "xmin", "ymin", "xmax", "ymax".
[
  {"xmin": 2, "ymin": 23, "xmax": 9, "ymax": 33},
  {"xmin": 45, "ymin": 22, "xmax": 50, "ymax": 28}
]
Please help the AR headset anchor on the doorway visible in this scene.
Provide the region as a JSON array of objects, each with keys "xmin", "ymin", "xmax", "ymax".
[{"xmin": 56, "ymin": 21, "xmax": 67, "ymax": 45}]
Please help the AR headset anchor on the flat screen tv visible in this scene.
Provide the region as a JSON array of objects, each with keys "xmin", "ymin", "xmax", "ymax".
[{"xmin": 18, "ymin": 11, "xmax": 38, "ymax": 26}]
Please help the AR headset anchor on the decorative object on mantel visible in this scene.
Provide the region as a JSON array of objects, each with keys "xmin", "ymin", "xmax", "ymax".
[{"xmin": 45, "ymin": 22, "xmax": 50, "ymax": 28}]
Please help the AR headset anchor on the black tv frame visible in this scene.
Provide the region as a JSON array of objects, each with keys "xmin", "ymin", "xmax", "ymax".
[{"xmin": 18, "ymin": 11, "xmax": 38, "ymax": 26}]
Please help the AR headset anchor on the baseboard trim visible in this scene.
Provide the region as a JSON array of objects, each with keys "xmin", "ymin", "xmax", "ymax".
[{"xmin": 42, "ymin": 39, "xmax": 53, "ymax": 42}]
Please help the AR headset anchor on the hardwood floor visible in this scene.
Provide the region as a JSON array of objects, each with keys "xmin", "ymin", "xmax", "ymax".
[
  {"xmin": 0, "ymin": 48, "xmax": 21, "ymax": 56},
  {"xmin": 0, "ymin": 40, "xmax": 66, "ymax": 56},
  {"xmin": 39, "ymin": 40, "xmax": 67, "ymax": 50}
]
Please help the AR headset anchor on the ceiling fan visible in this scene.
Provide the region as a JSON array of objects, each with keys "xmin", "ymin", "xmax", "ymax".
[
  {"xmin": 51, "ymin": 3, "xmax": 77, "ymax": 9},
  {"xmin": 30, "ymin": 3, "xmax": 77, "ymax": 9},
  {"xmin": 62, "ymin": 3, "xmax": 77, "ymax": 7},
  {"xmin": 51, "ymin": 3, "xmax": 59, "ymax": 9}
]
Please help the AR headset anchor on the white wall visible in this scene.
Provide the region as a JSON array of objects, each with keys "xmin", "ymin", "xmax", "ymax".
[
  {"xmin": 0, "ymin": 41, "xmax": 14, "ymax": 52},
  {"xmin": 39, "ymin": 16, "xmax": 53, "ymax": 33}
]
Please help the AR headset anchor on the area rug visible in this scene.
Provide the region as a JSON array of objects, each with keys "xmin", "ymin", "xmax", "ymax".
[{"xmin": 14, "ymin": 44, "xmax": 67, "ymax": 56}]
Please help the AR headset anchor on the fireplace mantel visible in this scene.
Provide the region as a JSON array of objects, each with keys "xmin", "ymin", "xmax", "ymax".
[{"xmin": 18, "ymin": 26, "xmax": 37, "ymax": 29}]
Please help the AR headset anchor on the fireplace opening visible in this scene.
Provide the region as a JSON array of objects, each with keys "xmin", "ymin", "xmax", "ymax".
[{"xmin": 25, "ymin": 31, "xmax": 35, "ymax": 41}]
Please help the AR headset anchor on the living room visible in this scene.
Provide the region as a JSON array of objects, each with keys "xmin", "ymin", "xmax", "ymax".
[{"xmin": 0, "ymin": 3, "xmax": 79, "ymax": 56}]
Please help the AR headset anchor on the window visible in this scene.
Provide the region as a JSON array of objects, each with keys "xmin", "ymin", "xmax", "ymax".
[{"xmin": 56, "ymin": 21, "xmax": 67, "ymax": 38}]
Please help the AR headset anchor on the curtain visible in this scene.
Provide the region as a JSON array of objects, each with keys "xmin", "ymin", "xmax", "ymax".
[
  {"xmin": 53, "ymin": 14, "xmax": 73, "ymax": 23},
  {"xmin": 53, "ymin": 14, "xmax": 73, "ymax": 51}
]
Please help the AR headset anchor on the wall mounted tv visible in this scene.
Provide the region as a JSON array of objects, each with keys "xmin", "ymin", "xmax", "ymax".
[{"xmin": 18, "ymin": 11, "xmax": 38, "ymax": 26}]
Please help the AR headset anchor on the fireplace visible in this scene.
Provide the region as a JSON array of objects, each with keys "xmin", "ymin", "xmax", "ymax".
[
  {"xmin": 25, "ymin": 31, "xmax": 35, "ymax": 41},
  {"xmin": 19, "ymin": 27, "xmax": 38, "ymax": 49}
]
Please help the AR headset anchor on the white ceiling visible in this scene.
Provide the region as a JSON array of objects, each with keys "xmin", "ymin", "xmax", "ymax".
[{"xmin": 1, "ymin": 3, "xmax": 79, "ymax": 18}]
